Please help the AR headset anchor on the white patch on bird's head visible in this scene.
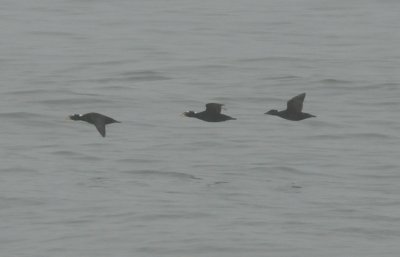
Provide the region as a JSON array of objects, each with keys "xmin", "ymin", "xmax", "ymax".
[{"xmin": 69, "ymin": 114, "xmax": 83, "ymax": 121}]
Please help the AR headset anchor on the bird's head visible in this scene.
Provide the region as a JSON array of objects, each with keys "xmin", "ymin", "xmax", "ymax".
[
  {"xmin": 69, "ymin": 114, "xmax": 82, "ymax": 120},
  {"xmin": 183, "ymin": 111, "xmax": 196, "ymax": 117}
]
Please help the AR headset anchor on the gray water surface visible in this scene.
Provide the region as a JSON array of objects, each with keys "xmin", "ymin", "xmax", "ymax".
[{"xmin": 1, "ymin": 0, "xmax": 400, "ymax": 256}]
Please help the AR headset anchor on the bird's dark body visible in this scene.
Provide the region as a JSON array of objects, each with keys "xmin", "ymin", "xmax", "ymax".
[
  {"xmin": 266, "ymin": 110, "xmax": 315, "ymax": 121},
  {"xmin": 69, "ymin": 112, "xmax": 120, "ymax": 137},
  {"xmin": 183, "ymin": 103, "xmax": 236, "ymax": 122},
  {"xmin": 188, "ymin": 111, "xmax": 235, "ymax": 122}
]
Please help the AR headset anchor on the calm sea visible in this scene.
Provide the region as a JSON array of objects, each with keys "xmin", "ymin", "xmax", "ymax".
[{"xmin": 1, "ymin": 0, "xmax": 400, "ymax": 256}]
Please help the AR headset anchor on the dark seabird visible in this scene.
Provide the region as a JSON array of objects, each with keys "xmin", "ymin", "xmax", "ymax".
[
  {"xmin": 69, "ymin": 112, "xmax": 120, "ymax": 137},
  {"xmin": 265, "ymin": 93, "xmax": 315, "ymax": 121},
  {"xmin": 183, "ymin": 103, "xmax": 236, "ymax": 122}
]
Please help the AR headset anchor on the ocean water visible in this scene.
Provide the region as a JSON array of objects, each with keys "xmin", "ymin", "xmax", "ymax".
[{"xmin": 1, "ymin": 0, "xmax": 400, "ymax": 256}]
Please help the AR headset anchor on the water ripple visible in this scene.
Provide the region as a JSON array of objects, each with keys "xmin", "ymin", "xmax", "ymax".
[{"xmin": 122, "ymin": 169, "xmax": 201, "ymax": 180}]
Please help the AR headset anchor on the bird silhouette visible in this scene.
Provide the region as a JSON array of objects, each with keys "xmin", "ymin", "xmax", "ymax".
[
  {"xmin": 69, "ymin": 112, "xmax": 120, "ymax": 137},
  {"xmin": 183, "ymin": 103, "xmax": 236, "ymax": 122},
  {"xmin": 265, "ymin": 93, "xmax": 315, "ymax": 121}
]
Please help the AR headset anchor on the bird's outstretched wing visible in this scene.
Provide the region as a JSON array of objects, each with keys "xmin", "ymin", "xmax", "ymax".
[
  {"xmin": 93, "ymin": 119, "xmax": 106, "ymax": 137},
  {"xmin": 205, "ymin": 103, "xmax": 223, "ymax": 114},
  {"xmin": 287, "ymin": 93, "xmax": 305, "ymax": 113}
]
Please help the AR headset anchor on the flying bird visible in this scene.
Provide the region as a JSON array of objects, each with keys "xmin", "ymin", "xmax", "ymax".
[
  {"xmin": 183, "ymin": 103, "xmax": 236, "ymax": 122},
  {"xmin": 265, "ymin": 93, "xmax": 315, "ymax": 121},
  {"xmin": 69, "ymin": 112, "xmax": 120, "ymax": 137}
]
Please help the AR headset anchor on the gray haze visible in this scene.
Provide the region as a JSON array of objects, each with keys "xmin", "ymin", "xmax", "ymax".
[{"xmin": 1, "ymin": 0, "xmax": 400, "ymax": 256}]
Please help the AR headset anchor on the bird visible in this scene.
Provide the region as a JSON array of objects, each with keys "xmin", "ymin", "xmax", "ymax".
[
  {"xmin": 69, "ymin": 112, "xmax": 120, "ymax": 137},
  {"xmin": 265, "ymin": 93, "xmax": 315, "ymax": 121},
  {"xmin": 183, "ymin": 103, "xmax": 236, "ymax": 122}
]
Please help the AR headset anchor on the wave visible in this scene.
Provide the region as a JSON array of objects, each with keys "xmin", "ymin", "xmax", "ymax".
[
  {"xmin": 317, "ymin": 78, "xmax": 352, "ymax": 84},
  {"xmin": 265, "ymin": 75, "xmax": 302, "ymax": 80},
  {"xmin": 0, "ymin": 167, "xmax": 38, "ymax": 173},
  {"xmin": 51, "ymin": 150, "xmax": 102, "ymax": 161},
  {"xmin": 0, "ymin": 111, "xmax": 47, "ymax": 119},
  {"xmin": 37, "ymin": 98, "xmax": 113, "ymax": 106},
  {"xmin": 236, "ymin": 56, "xmax": 311, "ymax": 63},
  {"xmin": 122, "ymin": 169, "xmax": 201, "ymax": 180},
  {"xmin": 4, "ymin": 88, "xmax": 72, "ymax": 96},
  {"xmin": 310, "ymin": 132, "xmax": 396, "ymax": 140}
]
